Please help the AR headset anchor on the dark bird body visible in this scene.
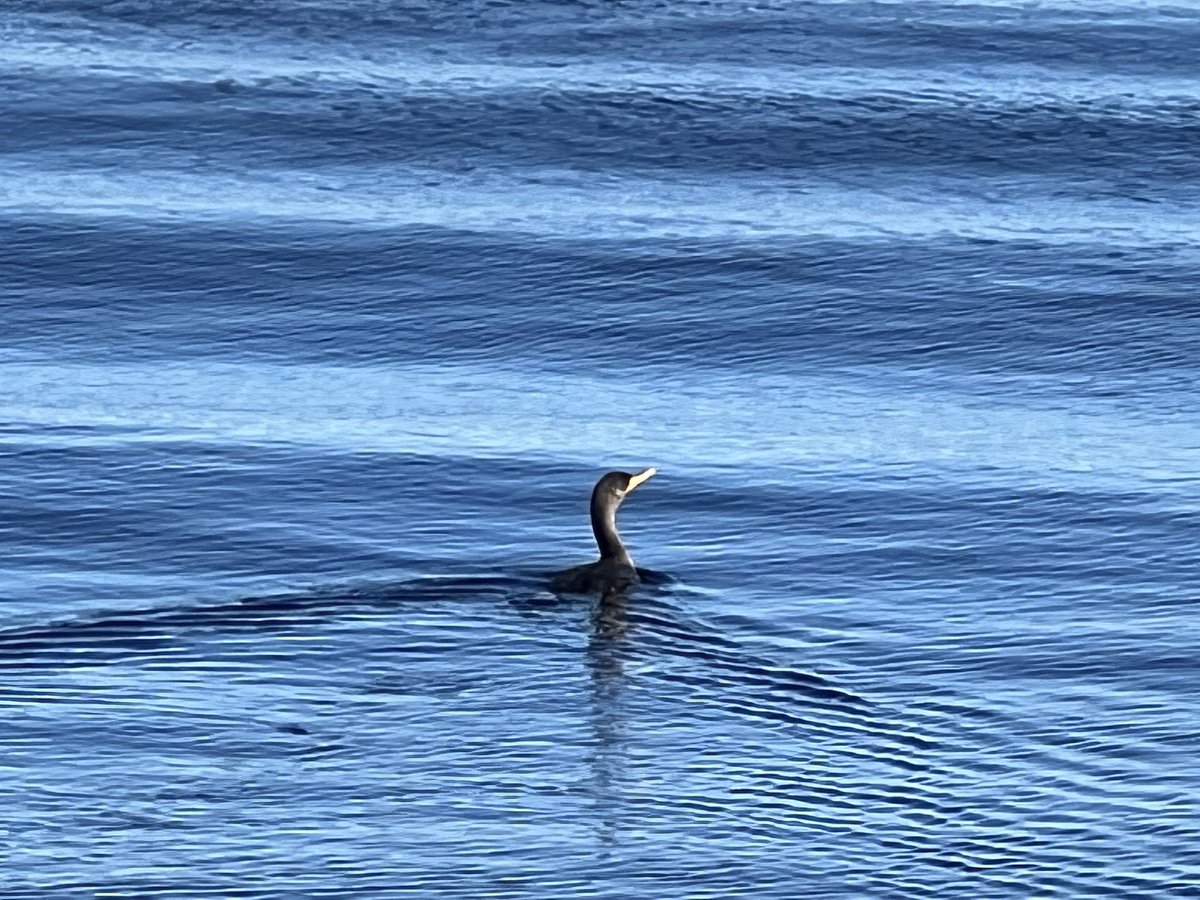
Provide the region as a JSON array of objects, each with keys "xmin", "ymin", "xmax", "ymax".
[{"xmin": 550, "ymin": 468, "xmax": 656, "ymax": 595}]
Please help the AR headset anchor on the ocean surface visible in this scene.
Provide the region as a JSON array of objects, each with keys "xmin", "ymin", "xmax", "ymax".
[{"xmin": 3, "ymin": 0, "xmax": 1199, "ymax": 896}]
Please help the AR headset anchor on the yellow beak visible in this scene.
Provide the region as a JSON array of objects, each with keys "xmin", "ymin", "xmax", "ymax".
[{"xmin": 627, "ymin": 467, "xmax": 657, "ymax": 491}]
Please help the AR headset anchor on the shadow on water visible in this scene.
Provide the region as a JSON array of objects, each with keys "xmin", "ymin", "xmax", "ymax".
[
  {"xmin": 0, "ymin": 567, "xmax": 870, "ymax": 688},
  {"xmin": 0, "ymin": 569, "xmax": 954, "ymax": 863},
  {"xmin": 0, "ymin": 569, "xmax": 886, "ymax": 741},
  {"xmin": 0, "ymin": 574, "xmax": 522, "ymax": 670}
]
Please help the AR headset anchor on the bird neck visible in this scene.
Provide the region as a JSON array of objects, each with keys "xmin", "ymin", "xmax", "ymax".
[{"xmin": 590, "ymin": 493, "xmax": 632, "ymax": 565}]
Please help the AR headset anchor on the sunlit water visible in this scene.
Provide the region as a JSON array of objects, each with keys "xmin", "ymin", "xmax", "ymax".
[{"xmin": 3, "ymin": 1, "xmax": 1199, "ymax": 896}]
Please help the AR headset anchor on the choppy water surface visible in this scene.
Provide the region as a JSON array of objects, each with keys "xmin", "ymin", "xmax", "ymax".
[{"xmin": 3, "ymin": 1, "xmax": 1199, "ymax": 896}]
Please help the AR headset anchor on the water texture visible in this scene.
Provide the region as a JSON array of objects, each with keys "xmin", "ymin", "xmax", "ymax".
[{"xmin": 2, "ymin": 1, "xmax": 1198, "ymax": 897}]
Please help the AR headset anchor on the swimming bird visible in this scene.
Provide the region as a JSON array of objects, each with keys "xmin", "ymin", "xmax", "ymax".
[{"xmin": 550, "ymin": 468, "xmax": 657, "ymax": 595}]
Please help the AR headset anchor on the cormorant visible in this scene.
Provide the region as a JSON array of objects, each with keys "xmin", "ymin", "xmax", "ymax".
[{"xmin": 550, "ymin": 468, "xmax": 656, "ymax": 595}]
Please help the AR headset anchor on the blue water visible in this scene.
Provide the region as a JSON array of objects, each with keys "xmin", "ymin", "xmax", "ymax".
[{"xmin": 3, "ymin": 1, "xmax": 1199, "ymax": 896}]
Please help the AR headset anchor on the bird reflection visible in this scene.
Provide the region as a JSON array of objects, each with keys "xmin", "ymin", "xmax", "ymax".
[
  {"xmin": 585, "ymin": 586, "xmax": 632, "ymax": 850},
  {"xmin": 593, "ymin": 585, "xmax": 630, "ymax": 638}
]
